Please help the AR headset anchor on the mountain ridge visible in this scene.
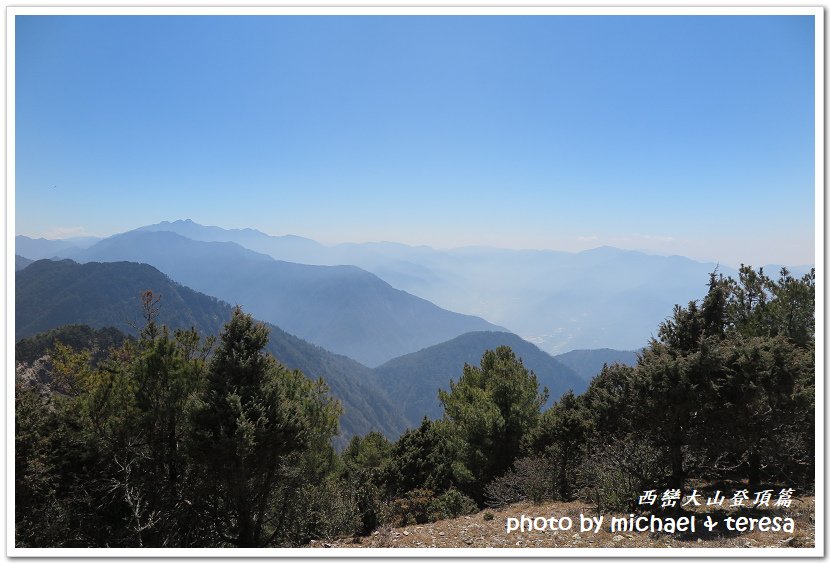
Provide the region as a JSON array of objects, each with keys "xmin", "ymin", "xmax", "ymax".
[
  {"xmin": 21, "ymin": 221, "xmax": 815, "ymax": 357},
  {"xmin": 552, "ymin": 348, "xmax": 640, "ymax": 381},
  {"xmin": 106, "ymin": 220, "xmax": 814, "ymax": 355},
  {"xmin": 373, "ymin": 330, "xmax": 585, "ymax": 428},
  {"xmin": 58, "ymin": 230, "xmax": 506, "ymax": 366}
]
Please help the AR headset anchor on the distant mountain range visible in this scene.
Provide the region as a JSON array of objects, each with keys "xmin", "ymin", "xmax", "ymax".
[
  {"xmin": 15, "ymin": 259, "xmax": 407, "ymax": 445},
  {"xmin": 17, "ymin": 220, "xmax": 814, "ymax": 358},
  {"xmin": 108, "ymin": 220, "xmax": 815, "ymax": 354},
  {"xmin": 136, "ymin": 220, "xmax": 327, "ymax": 264},
  {"xmin": 15, "ymin": 235, "xmax": 101, "ymax": 259},
  {"xmin": 50, "ymin": 230, "xmax": 505, "ymax": 367},
  {"xmin": 373, "ymin": 331, "xmax": 586, "ymax": 427}
]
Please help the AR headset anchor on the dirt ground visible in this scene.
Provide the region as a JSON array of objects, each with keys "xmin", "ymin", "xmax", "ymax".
[{"xmin": 308, "ymin": 496, "xmax": 815, "ymax": 549}]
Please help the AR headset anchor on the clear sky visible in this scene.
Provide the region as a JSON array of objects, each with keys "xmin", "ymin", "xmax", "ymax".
[{"xmin": 14, "ymin": 13, "xmax": 816, "ymax": 267}]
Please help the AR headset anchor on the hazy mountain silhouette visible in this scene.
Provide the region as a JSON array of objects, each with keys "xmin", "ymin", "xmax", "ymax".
[
  {"xmin": 15, "ymin": 235, "xmax": 101, "ymax": 260},
  {"xmin": 36, "ymin": 220, "xmax": 814, "ymax": 357},
  {"xmin": 58, "ymin": 230, "xmax": 506, "ymax": 366},
  {"xmin": 124, "ymin": 220, "xmax": 819, "ymax": 355},
  {"xmin": 16, "ymin": 236, "xmax": 80, "ymax": 260},
  {"xmin": 552, "ymin": 348, "xmax": 640, "ymax": 381},
  {"xmin": 16, "ymin": 254, "xmax": 34, "ymax": 270},
  {"xmin": 136, "ymin": 219, "xmax": 329, "ymax": 264},
  {"xmin": 135, "ymin": 219, "xmax": 439, "ymax": 289}
]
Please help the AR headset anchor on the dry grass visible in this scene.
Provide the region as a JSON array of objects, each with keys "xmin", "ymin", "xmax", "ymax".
[{"xmin": 308, "ymin": 496, "xmax": 815, "ymax": 549}]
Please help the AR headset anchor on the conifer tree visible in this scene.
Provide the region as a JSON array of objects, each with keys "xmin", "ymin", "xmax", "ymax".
[
  {"xmin": 525, "ymin": 390, "xmax": 590, "ymax": 499},
  {"xmin": 439, "ymin": 346, "xmax": 548, "ymax": 502},
  {"xmin": 187, "ymin": 307, "xmax": 339, "ymax": 547}
]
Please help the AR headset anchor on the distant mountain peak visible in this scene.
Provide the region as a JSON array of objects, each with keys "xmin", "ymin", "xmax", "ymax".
[
  {"xmin": 580, "ymin": 245, "xmax": 630, "ymax": 255},
  {"xmin": 138, "ymin": 219, "xmax": 311, "ymax": 243}
]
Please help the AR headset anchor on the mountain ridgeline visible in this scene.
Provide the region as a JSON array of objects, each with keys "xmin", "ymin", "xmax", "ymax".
[
  {"xmin": 374, "ymin": 331, "xmax": 585, "ymax": 427},
  {"xmin": 119, "ymin": 219, "xmax": 816, "ymax": 355},
  {"xmin": 19, "ymin": 221, "xmax": 814, "ymax": 358},
  {"xmin": 15, "ymin": 235, "xmax": 100, "ymax": 259},
  {"xmin": 17, "ymin": 259, "xmax": 229, "ymax": 341},
  {"xmin": 15, "ymin": 255, "xmax": 34, "ymax": 271},
  {"xmin": 553, "ymin": 348, "xmax": 639, "ymax": 381},
  {"xmin": 55, "ymin": 230, "xmax": 505, "ymax": 367}
]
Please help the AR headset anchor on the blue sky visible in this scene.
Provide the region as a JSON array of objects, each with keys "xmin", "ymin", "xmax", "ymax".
[{"xmin": 15, "ymin": 14, "xmax": 816, "ymax": 267}]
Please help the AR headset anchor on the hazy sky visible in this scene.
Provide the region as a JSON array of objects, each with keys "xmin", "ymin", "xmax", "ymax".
[{"xmin": 15, "ymin": 13, "xmax": 816, "ymax": 267}]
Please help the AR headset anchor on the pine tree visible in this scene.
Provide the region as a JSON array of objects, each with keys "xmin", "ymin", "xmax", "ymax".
[
  {"xmin": 439, "ymin": 346, "xmax": 548, "ymax": 502},
  {"xmin": 187, "ymin": 307, "xmax": 339, "ymax": 547}
]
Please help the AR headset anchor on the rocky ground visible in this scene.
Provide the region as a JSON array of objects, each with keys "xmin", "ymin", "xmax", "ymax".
[{"xmin": 308, "ymin": 497, "xmax": 815, "ymax": 550}]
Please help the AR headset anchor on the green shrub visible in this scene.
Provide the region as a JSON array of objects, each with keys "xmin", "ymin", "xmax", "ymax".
[{"xmin": 429, "ymin": 489, "xmax": 478, "ymax": 520}]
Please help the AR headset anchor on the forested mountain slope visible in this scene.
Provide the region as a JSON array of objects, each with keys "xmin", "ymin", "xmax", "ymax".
[
  {"xmin": 373, "ymin": 331, "xmax": 585, "ymax": 426},
  {"xmin": 15, "ymin": 259, "xmax": 407, "ymax": 443}
]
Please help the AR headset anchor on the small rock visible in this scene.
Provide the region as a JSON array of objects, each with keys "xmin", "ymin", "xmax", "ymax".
[
  {"xmin": 464, "ymin": 538, "xmax": 473, "ymax": 545},
  {"xmin": 439, "ymin": 532, "xmax": 445, "ymax": 536},
  {"xmin": 323, "ymin": 543, "xmax": 332, "ymax": 548},
  {"xmin": 697, "ymin": 538, "xmax": 703, "ymax": 543},
  {"xmin": 613, "ymin": 535, "xmax": 624, "ymax": 542},
  {"xmin": 403, "ymin": 530, "xmax": 410, "ymax": 536},
  {"xmin": 572, "ymin": 533, "xmax": 581, "ymax": 540}
]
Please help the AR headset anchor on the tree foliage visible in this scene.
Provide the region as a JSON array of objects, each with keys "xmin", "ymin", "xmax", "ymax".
[
  {"xmin": 186, "ymin": 307, "xmax": 341, "ymax": 547},
  {"xmin": 15, "ymin": 304, "xmax": 342, "ymax": 547},
  {"xmin": 438, "ymin": 346, "xmax": 548, "ymax": 501}
]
